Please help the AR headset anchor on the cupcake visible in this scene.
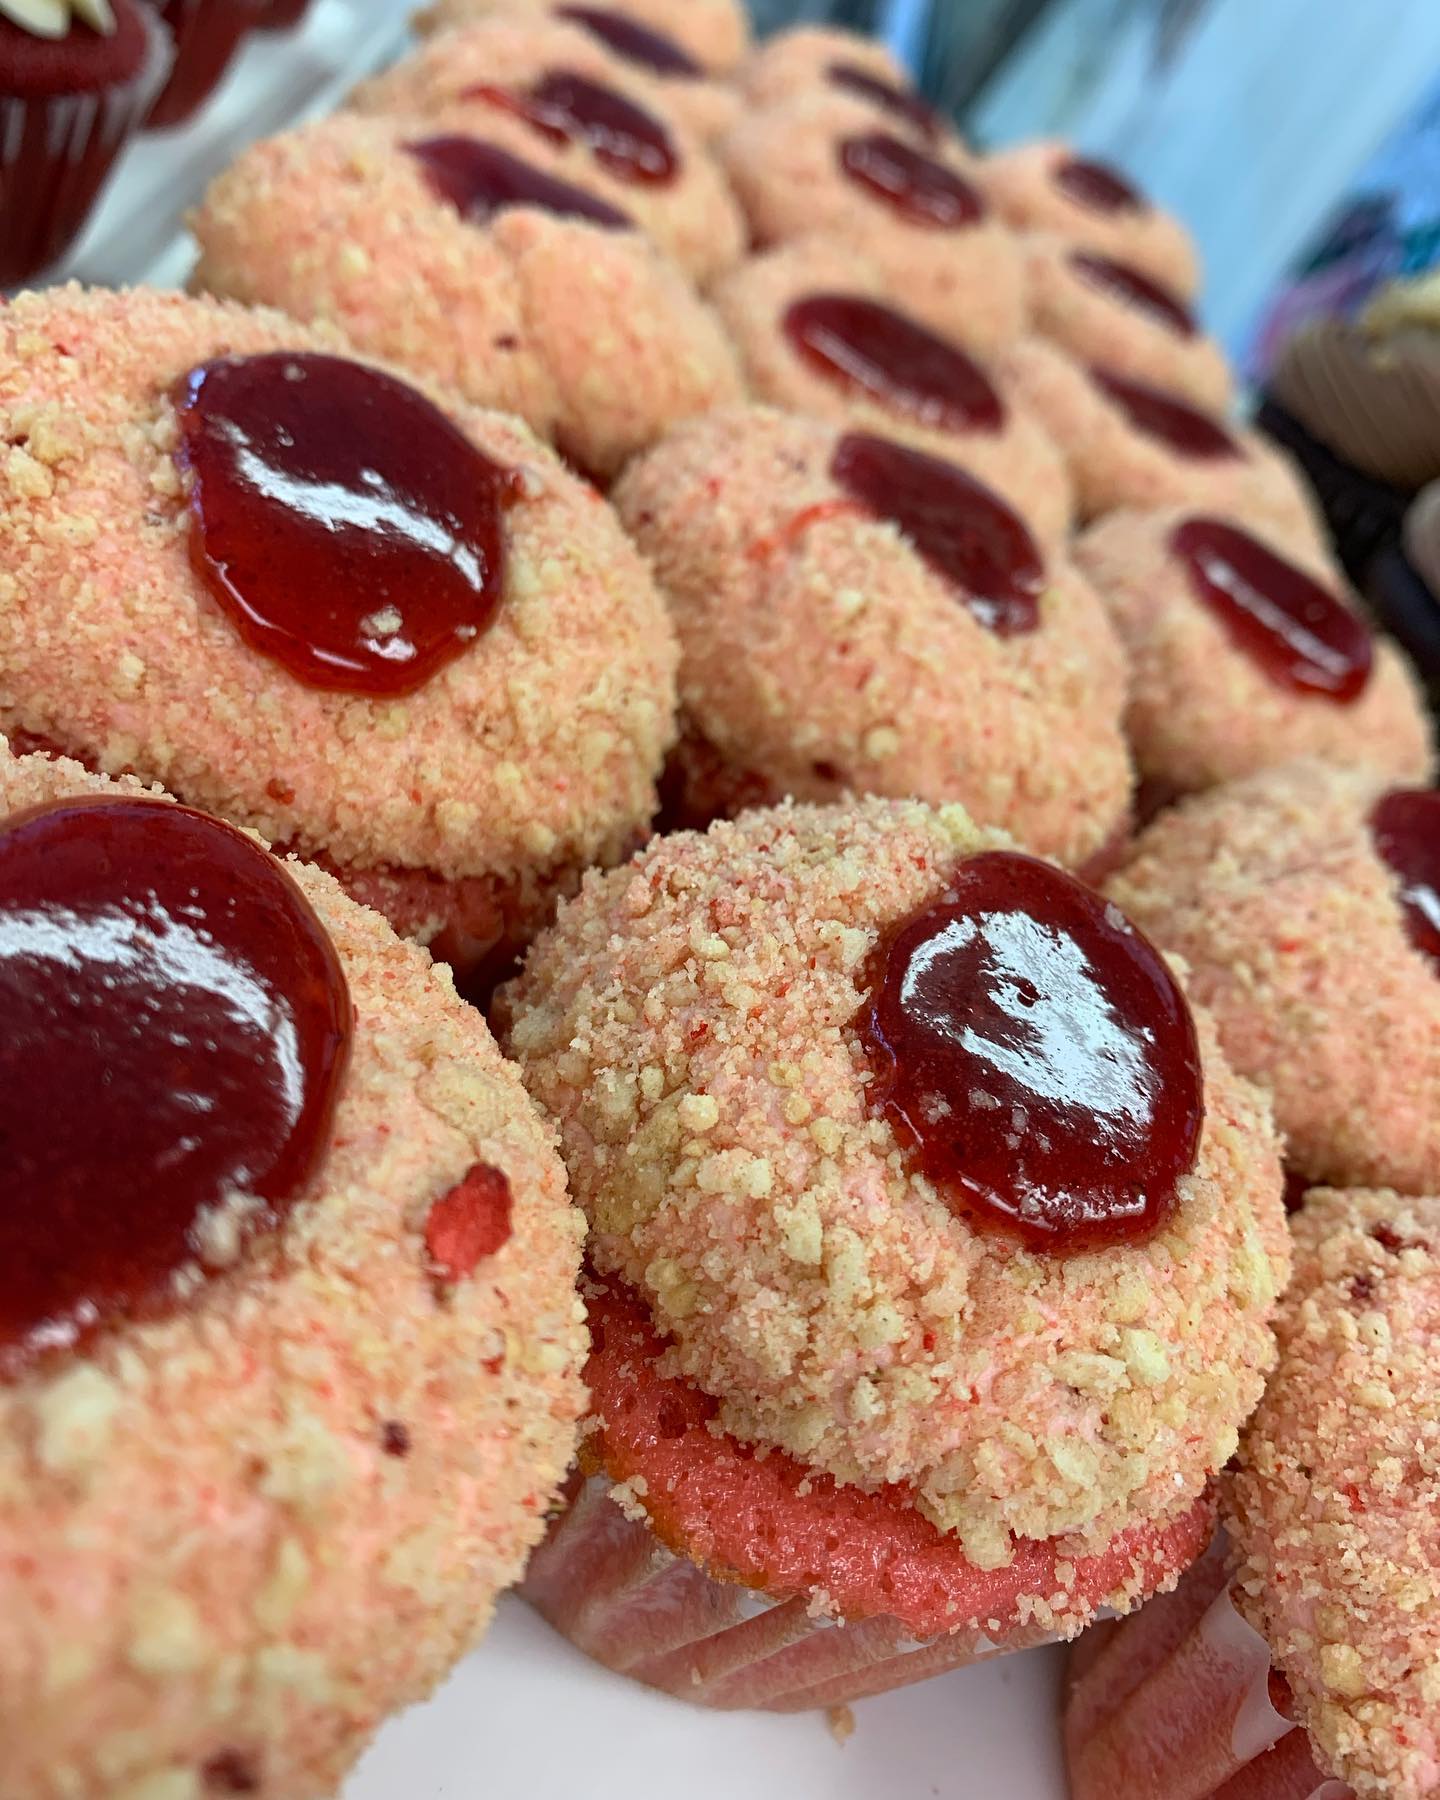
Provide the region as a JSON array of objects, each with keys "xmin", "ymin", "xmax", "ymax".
[
  {"xmin": 613, "ymin": 405, "xmax": 1129, "ymax": 868},
  {"xmin": 189, "ymin": 111, "xmax": 743, "ymax": 482},
  {"xmin": 982, "ymin": 140, "xmax": 1199, "ymax": 299},
  {"xmin": 718, "ymin": 90, "xmax": 1025, "ymax": 353},
  {"xmin": 142, "ymin": 0, "xmax": 262, "ymax": 129},
  {"xmin": 413, "ymin": 0, "xmax": 747, "ymax": 141},
  {"xmin": 1066, "ymin": 1185, "xmax": 1440, "ymax": 1800},
  {"xmin": 738, "ymin": 24, "xmax": 943, "ymax": 144},
  {"xmin": 1075, "ymin": 507, "xmax": 1432, "ymax": 801},
  {"xmin": 711, "ymin": 238, "xmax": 1072, "ymax": 541},
  {"xmin": 1107, "ymin": 760, "xmax": 1440, "ymax": 1194},
  {"xmin": 0, "ymin": 284, "xmax": 678, "ymax": 987},
  {"xmin": 501, "ymin": 796, "xmax": 1290, "ymax": 1709},
  {"xmin": 1021, "ymin": 231, "xmax": 1228, "ymax": 410},
  {"xmin": 347, "ymin": 15, "xmax": 745, "ymax": 284},
  {"xmin": 1367, "ymin": 479, "xmax": 1440, "ymax": 706},
  {"xmin": 0, "ymin": 0, "xmax": 171, "ymax": 287},
  {"xmin": 1002, "ymin": 337, "xmax": 1324, "ymax": 542},
  {"xmin": 0, "ymin": 736, "xmax": 588, "ymax": 1797}
]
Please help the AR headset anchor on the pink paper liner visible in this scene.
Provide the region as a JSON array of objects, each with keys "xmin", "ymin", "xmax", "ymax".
[
  {"xmin": 143, "ymin": 0, "xmax": 263, "ymax": 128},
  {"xmin": 521, "ymin": 1473, "xmax": 1061, "ymax": 1710},
  {"xmin": 0, "ymin": 6, "xmax": 171, "ymax": 287},
  {"xmin": 1065, "ymin": 1538, "xmax": 1353, "ymax": 1800}
]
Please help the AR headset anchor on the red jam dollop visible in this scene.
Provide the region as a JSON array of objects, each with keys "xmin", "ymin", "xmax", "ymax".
[
  {"xmin": 176, "ymin": 352, "xmax": 524, "ymax": 696},
  {"xmin": 406, "ymin": 134, "xmax": 633, "ymax": 228},
  {"xmin": 1371, "ymin": 789, "xmax": 1440, "ymax": 967},
  {"xmin": 1089, "ymin": 366, "xmax": 1240, "ymax": 460},
  {"xmin": 837, "ymin": 131, "xmax": 985, "ymax": 229},
  {"xmin": 1070, "ymin": 252, "xmax": 1195, "ymax": 337},
  {"xmin": 830, "ymin": 432, "xmax": 1043, "ymax": 636},
  {"xmin": 464, "ymin": 70, "xmax": 678, "ymax": 185},
  {"xmin": 863, "ymin": 851, "xmax": 1203, "ymax": 1248},
  {"xmin": 556, "ymin": 5, "xmax": 702, "ymax": 77},
  {"xmin": 785, "ymin": 294, "xmax": 1004, "ymax": 434},
  {"xmin": 1170, "ymin": 517, "xmax": 1373, "ymax": 702},
  {"xmin": 1054, "ymin": 155, "xmax": 1145, "ymax": 214},
  {"xmin": 0, "ymin": 796, "xmax": 351, "ymax": 1377},
  {"xmin": 827, "ymin": 61, "xmax": 941, "ymax": 140},
  {"xmin": 425, "ymin": 1163, "xmax": 514, "ymax": 1282}
]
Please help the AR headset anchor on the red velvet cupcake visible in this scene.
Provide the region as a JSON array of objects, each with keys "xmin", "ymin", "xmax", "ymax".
[
  {"xmin": 141, "ymin": 0, "xmax": 262, "ymax": 127},
  {"xmin": 0, "ymin": 0, "xmax": 170, "ymax": 285},
  {"xmin": 502, "ymin": 797, "xmax": 1291, "ymax": 1709}
]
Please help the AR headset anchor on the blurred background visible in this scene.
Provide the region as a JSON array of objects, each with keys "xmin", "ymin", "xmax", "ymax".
[{"xmin": 750, "ymin": 0, "xmax": 1440, "ymax": 363}]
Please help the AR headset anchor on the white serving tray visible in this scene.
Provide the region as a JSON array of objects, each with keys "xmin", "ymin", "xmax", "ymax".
[{"xmin": 51, "ymin": 6, "xmax": 1070, "ymax": 1792}]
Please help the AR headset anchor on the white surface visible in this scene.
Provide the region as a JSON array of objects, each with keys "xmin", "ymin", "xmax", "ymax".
[{"xmin": 346, "ymin": 1597, "xmax": 1069, "ymax": 1800}]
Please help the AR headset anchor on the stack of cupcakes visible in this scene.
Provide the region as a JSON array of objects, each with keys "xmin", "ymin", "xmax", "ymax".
[{"xmin": 5, "ymin": 3, "xmax": 1440, "ymax": 1796}]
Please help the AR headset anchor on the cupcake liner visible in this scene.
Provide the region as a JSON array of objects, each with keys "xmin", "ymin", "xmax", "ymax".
[
  {"xmin": 1254, "ymin": 397, "xmax": 1409, "ymax": 584},
  {"xmin": 521, "ymin": 1474, "xmax": 1062, "ymax": 1711},
  {"xmin": 144, "ymin": 0, "xmax": 263, "ymax": 129},
  {"xmin": 1065, "ymin": 1539, "xmax": 1352, "ymax": 1800},
  {"xmin": 0, "ymin": 6, "xmax": 172, "ymax": 288}
]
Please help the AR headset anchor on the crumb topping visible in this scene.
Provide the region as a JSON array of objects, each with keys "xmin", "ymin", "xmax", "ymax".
[
  {"xmin": 1228, "ymin": 1187, "xmax": 1440, "ymax": 1800},
  {"xmin": 0, "ymin": 740, "xmax": 588, "ymax": 1798},
  {"xmin": 502, "ymin": 797, "xmax": 1289, "ymax": 1563}
]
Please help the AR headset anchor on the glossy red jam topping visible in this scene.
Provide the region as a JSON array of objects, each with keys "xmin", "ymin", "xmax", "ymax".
[
  {"xmin": 1371, "ymin": 789, "xmax": 1440, "ymax": 967},
  {"xmin": 0, "ymin": 796, "xmax": 351, "ymax": 1377},
  {"xmin": 556, "ymin": 5, "xmax": 702, "ymax": 77},
  {"xmin": 1054, "ymin": 155, "xmax": 1145, "ymax": 214},
  {"xmin": 837, "ymin": 131, "xmax": 985, "ymax": 229},
  {"xmin": 464, "ymin": 71, "xmax": 678, "ymax": 185},
  {"xmin": 176, "ymin": 352, "xmax": 523, "ymax": 696},
  {"xmin": 863, "ymin": 851, "xmax": 1203, "ymax": 1248},
  {"xmin": 830, "ymin": 433, "xmax": 1043, "ymax": 636},
  {"xmin": 1070, "ymin": 252, "xmax": 1195, "ymax": 336},
  {"xmin": 785, "ymin": 294, "xmax": 1004, "ymax": 434},
  {"xmin": 1170, "ymin": 518, "xmax": 1373, "ymax": 702},
  {"xmin": 1089, "ymin": 367, "xmax": 1240, "ymax": 460},
  {"xmin": 406, "ymin": 134, "xmax": 633, "ymax": 228},
  {"xmin": 827, "ymin": 61, "xmax": 941, "ymax": 140},
  {"xmin": 425, "ymin": 1163, "xmax": 514, "ymax": 1282}
]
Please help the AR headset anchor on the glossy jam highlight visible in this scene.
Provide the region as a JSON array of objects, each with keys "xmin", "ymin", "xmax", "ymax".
[
  {"xmin": 407, "ymin": 133, "xmax": 633, "ymax": 228},
  {"xmin": 837, "ymin": 131, "xmax": 985, "ymax": 229},
  {"xmin": 1371, "ymin": 789, "xmax": 1440, "ymax": 968},
  {"xmin": 830, "ymin": 432, "xmax": 1043, "ymax": 636},
  {"xmin": 176, "ymin": 352, "xmax": 523, "ymax": 695},
  {"xmin": 0, "ymin": 796, "xmax": 351, "ymax": 1376},
  {"xmin": 863, "ymin": 851, "xmax": 1203, "ymax": 1247},
  {"xmin": 1070, "ymin": 252, "xmax": 1195, "ymax": 337},
  {"xmin": 465, "ymin": 70, "xmax": 678, "ymax": 184},
  {"xmin": 1170, "ymin": 518, "xmax": 1373, "ymax": 703},
  {"xmin": 784, "ymin": 293, "xmax": 1005, "ymax": 433}
]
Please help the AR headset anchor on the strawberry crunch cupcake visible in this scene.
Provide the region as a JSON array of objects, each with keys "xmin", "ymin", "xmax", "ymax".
[
  {"xmin": 1067, "ymin": 1185, "xmax": 1440, "ymax": 1800},
  {"xmin": 502, "ymin": 796, "xmax": 1290, "ymax": 1709},
  {"xmin": 1020, "ymin": 232, "xmax": 1228, "ymax": 410},
  {"xmin": 718, "ymin": 91, "xmax": 1026, "ymax": 352},
  {"xmin": 1003, "ymin": 337, "xmax": 1324, "ymax": 541},
  {"xmin": 1107, "ymin": 761, "xmax": 1440, "ymax": 1195},
  {"xmin": 1075, "ymin": 508, "xmax": 1432, "ymax": 799},
  {"xmin": 614, "ymin": 405, "xmax": 1130, "ymax": 867},
  {"xmin": 982, "ymin": 140, "xmax": 1200, "ymax": 297},
  {"xmin": 414, "ymin": 1, "xmax": 747, "ymax": 141},
  {"xmin": 0, "ymin": 737, "xmax": 588, "ymax": 1798},
  {"xmin": 0, "ymin": 284, "xmax": 678, "ymax": 986},
  {"xmin": 189, "ymin": 111, "xmax": 742, "ymax": 481},
  {"xmin": 347, "ymin": 15, "xmax": 745, "ymax": 285},
  {"xmin": 712, "ymin": 239, "xmax": 1072, "ymax": 541}
]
